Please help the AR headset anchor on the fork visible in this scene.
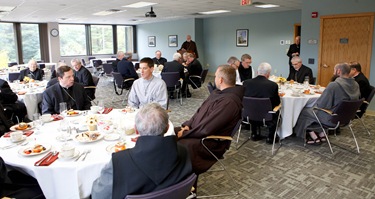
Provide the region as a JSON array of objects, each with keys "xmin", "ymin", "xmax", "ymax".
[
  {"xmin": 81, "ymin": 149, "xmax": 91, "ymax": 161},
  {"xmin": 45, "ymin": 151, "xmax": 58, "ymax": 162},
  {"xmin": 75, "ymin": 149, "xmax": 88, "ymax": 161}
]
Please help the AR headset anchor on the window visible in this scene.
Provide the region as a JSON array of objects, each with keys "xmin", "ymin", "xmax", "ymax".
[
  {"xmin": 0, "ymin": 23, "xmax": 17, "ymax": 68},
  {"xmin": 91, "ymin": 25, "xmax": 113, "ymax": 54},
  {"xmin": 21, "ymin": 24, "xmax": 41, "ymax": 63},
  {"xmin": 59, "ymin": 24, "xmax": 87, "ymax": 56},
  {"xmin": 117, "ymin": 26, "xmax": 133, "ymax": 53}
]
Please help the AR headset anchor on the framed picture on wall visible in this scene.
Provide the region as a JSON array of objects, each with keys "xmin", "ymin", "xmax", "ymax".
[
  {"xmin": 148, "ymin": 36, "xmax": 156, "ymax": 47},
  {"xmin": 236, "ymin": 29, "xmax": 248, "ymax": 47},
  {"xmin": 168, "ymin": 35, "xmax": 178, "ymax": 47}
]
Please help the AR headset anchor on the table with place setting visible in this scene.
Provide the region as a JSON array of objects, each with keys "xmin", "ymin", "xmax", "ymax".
[{"xmin": 0, "ymin": 108, "xmax": 175, "ymax": 199}]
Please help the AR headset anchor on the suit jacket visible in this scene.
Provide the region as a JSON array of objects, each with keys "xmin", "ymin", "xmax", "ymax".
[
  {"xmin": 74, "ymin": 67, "xmax": 95, "ymax": 100},
  {"xmin": 117, "ymin": 59, "xmax": 138, "ymax": 79},
  {"xmin": 152, "ymin": 57, "xmax": 167, "ymax": 66},
  {"xmin": 42, "ymin": 83, "xmax": 91, "ymax": 114},
  {"xmin": 287, "ymin": 64, "xmax": 314, "ymax": 84},
  {"xmin": 46, "ymin": 77, "xmax": 80, "ymax": 89},
  {"xmin": 18, "ymin": 68, "xmax": 44, "ymax": 81},
  {"xmin": 354, "ymin": 72, "xmax": 371, "ymax": 99},
  {"xmin": 0, "ymin": 79, "xmax": 18, "ymax": 104},
  {"xmin": 243, "ymin": 75, "xmax": 280, "ymax": 109},
  {"xmin": 163, "ymin": 60, "xmax": 185, "ymax": 79},
  {"xmin": 238, "ymin": 63, "xmax": 252, "ymax": 82},
  {"xmin": 287, "ymin": 43, "xmax": 300, "ymax": 60},
  {"xmin": 91, "ymin": 136, "xmax": 192, "ymax": 199},
  {"xmin": 112, "ymin": 58, "xmax": 121, "ymax": 72}
]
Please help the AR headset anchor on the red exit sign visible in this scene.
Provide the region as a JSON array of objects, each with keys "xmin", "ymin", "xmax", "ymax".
[{"xmin": 241, "ymin": 0, "xmax": 252, "ymax": 6}]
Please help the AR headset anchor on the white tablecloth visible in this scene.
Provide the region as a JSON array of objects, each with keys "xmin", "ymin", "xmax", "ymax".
[
  {"xmin": 0, "ymin": 109, "xmax": 175, "ymax": 199},
  {"xmin": 278, "ymin": 88, "xmax": 320, "ymax": 139}
]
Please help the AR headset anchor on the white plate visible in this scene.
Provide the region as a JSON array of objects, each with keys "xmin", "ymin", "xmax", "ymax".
[
  {"xmin": 73, "ymin": 131, "xmax": 103, "ymax": 143},
  {"xmin": 42, "ymin": 118, "xmax": 54, "ymax": 123},
  {"xmin": 18, "ymin": 143, "xmax": 51, "ymax": 156},
  {"xmin": 58, "ymin": 150, "xmax": 80, "ymax": 160},
  {"xmin": 104, "ymin": 134, "xmax": 120, "ymax": 141},
  {"xmin": 56, "ymin": 135, "xmax": 72, "ymax": 142},
  {"xmin": 65, "ymin": 110, "xmax": 82, "ymax": 117},
  {"xmin": 8, "ymin": 135, "xmax": 27, "ymax": 143},
  {"xmin": 10, "ymin": 123, "xmax": 33, "ymax": 131},
  {"xmin": 291, "ymin": 93, "xmax": 301, "ymax": 97},
  {"xmin": 106, "ymin": 143, "xmax": 126, "ymax": 153}
]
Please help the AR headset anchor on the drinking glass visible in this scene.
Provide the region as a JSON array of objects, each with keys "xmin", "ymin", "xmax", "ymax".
[
  {"xmin": 59, "ymin": 102, "xmax": 67, "ymax": 115},
  {"xmin": 97, "ymin": 100, "xmax": 105, "ymax": 114}
]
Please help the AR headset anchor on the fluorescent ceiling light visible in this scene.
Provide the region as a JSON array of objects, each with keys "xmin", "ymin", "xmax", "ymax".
[
  {"xmin": 199, "ymin": 10, "xmax": 231, "ymax": 15},
  {"xmin": 0, "ymin": 6, "xmax": 15, "ymax": 11},
  {"xmin": 122, "ymin": 2, "xmax": 157, "ymax": 8},
  {"xmin": 254, "ymin": 4, "xmax": 280, "ymax": 8},
  {"xmin": 93, "ymin": 9, "xmax": 125, "ymax": 16}
]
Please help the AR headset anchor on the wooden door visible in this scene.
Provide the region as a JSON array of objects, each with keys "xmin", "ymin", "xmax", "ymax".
[{"xmin": 318, "ymin": 13, "xmax": 374, "ymax": 86}]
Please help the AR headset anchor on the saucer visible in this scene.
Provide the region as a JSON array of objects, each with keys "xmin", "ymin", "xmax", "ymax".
[
  {"xmin": 9, "ymin": 135, "xmax": 27, "ymax": 143},
  {"xmin": 104, "ymin": 134, "xmax": 120, "ymax": 141},
  {"xmin": 58, "ymin": 150, "xmax": 80, "ymax": 160}
]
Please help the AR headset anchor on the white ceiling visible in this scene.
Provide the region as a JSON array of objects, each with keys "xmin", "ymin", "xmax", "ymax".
[{"xmin": 0, "ymin": 0, "xmax": 301, "ymax": 25}]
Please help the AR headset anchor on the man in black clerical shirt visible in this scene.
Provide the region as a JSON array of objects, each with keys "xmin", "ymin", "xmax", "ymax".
[
  {"xmin": 287, "ymin": 56, "xmax": 314, "ymax": 84},
  {"xmin": 152, "ymin": 50, "xmax": 167, "ymax": 66},
  {"xmin": 42, "ymin": 66, "xmax": 91, "ymax": 114},
  {"xmin": 238, "ymin": 54, "xmax": 253, "ymax": 82},
  {"xmin": 71, "ymin": 58, "xmax": 96, "ymax": 100}
]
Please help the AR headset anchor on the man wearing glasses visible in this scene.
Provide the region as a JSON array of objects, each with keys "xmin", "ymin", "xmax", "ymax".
[
  {"xmin": 287, "ymin": 56, "xmax": 314, "ymax": 84},
  {"xmin": 238, "ymin": 54, "xmax": 254, "ymax": 82}
]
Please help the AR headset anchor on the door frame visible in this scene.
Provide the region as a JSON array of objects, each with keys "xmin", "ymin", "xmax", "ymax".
[{"xmin": 317, "ymin": 12, "xmax": 375, "ymax": 84}]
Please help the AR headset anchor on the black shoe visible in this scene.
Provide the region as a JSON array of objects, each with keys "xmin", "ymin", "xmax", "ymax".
[
  {"xmin": 266, "ymin": 136, "xmax": 279, "ymax": 144},
  {"xmin": 186, "ymin": 93, "xmax": 192, "ymax": 98},
  {"xmin": 241, "ymin": 123, "xmax": 250, "ymax": 130},
  {"xmin": 169, "ymin": 95, "xmax": 175, "ymax": 99},
  {"xmin": 251, "ymin": 133, "xmax": 262, "ymax": 141}
]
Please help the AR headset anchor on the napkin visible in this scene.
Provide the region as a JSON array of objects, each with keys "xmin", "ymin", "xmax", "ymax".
[
  {"xmin": 3, "ymin": 130, "xmax": 34, "ymax": 138},
  {"xmin": 102, "ymin": 107, "xmax": 113, "ymax": 114},
  {"xmin": 52, "ymin": 114, "xmax": 64, "ymax": 121},
  {"xmin": 34, "ymin": 152, "xmax": 59, "ymax": 166},
  {"xmin": 131, "ymin": 136, "xmax": 139, "ymax": 142}
]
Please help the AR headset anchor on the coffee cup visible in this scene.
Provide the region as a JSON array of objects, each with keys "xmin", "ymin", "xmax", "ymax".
[
  {"xmin": 90, "ymin": 106, "xmax": 99, "ymax": 113},
  {"xmin": 41, "ymin": 114, "xmax": 52, "ymax": 123},
  {"xmin": 60, "ymin": 144, "xmax": 75, "ymax": 158},
  {"xmin": 10, "ymin": 131, "xmax": 23, "ymax": 142}
]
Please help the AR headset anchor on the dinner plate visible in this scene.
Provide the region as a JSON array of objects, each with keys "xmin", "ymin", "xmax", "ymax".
[
  {"xmin": 58, "ymin": 150, "xmax": 80, "ymax": 160},
  {"xmin": 10, "ymin": 123, "xmax": 33, "ymax": 131},
  {"xmin": 104, "ymin": 133, "xmax": 120, "ymax": 141},
  {"xmin": 291, "ymin": 93, "xmax": 301, "ymax": 97},
  {"xmin": 73, "ymin": 131, "xmax": 103, "ymax": 143},
  {"xmin": 18, "ymin": 143, "xmax": 51, "ymax": 156},
  {"xmin": 65, "ymin": 110, "xmax": 82, "ymax": 117}
]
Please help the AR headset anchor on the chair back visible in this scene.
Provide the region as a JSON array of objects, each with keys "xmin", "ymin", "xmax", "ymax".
[
  {"xmin": 8, "ymin": 73, "xmax": 20, "ymax": 82},
  {"xmin": 366, "ymin": 85, "xmax": 375, "ymax": 103},
  {"xmin": 81, "ymin": 59, "xmax": 87, "ymax": 66},
  {"xmin": 357, "ymin": 85, "xmax": 375, "ymax": 118},
  {"xmin": 125, "ymin": 173, "xmax": 196, "ymax": 199},
  {"xmin": 93, "ymin": 60, "xmax": 103, "ymax": 68},
  {"xmin": 330, "ymin": 99, "xmax": 364, "ymax": 126},
  {"xmin": 92, "ymin": 76, "xmax": 100, "ymax": 86},
  {"xmin": 103, "ymin": 64, "xmax": 113, "ymax": 75},
  {"xmin": 113, "ymin": 72, "xmax": 125, "ymax": 89},
  {"xmin": 134, "ymin": 63, "xmax": 140, "ymax": 70},
  {"xmin": 38, "ymin": 63, "xmax": 45, "ymax": 69},
  {"xmin": 200, "ymin": 69, "xmax": 209, "ymax": 84},
  {"xmin": 36, "ymin": 60, "xmax": 44, "ymax": 63},
  {"xmin": 207, "ymin": 82, "xmax": 214, "ymax": 94},
  {"xmin": 161, "ymin": 72, "xmax": 180, "ymax": 88},
  {"xmin": 8, "ymin": 62, "xmax": 18, "ymax": 67},
  {"xmin": 111, "ymin": 55, "xmax": 117, "ymax": 58},
  {"xmin": 242, "ymin": 97, "xmax": 273, "ymax": 122},
  {"xmin": 88, "ymin": 57, "xmax": 96, "ymax": 61}
]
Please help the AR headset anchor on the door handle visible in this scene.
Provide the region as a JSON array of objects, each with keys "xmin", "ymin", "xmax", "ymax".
[{"xmin": 322, "ymin": 64, "xmax": 329, "ymax": 68}]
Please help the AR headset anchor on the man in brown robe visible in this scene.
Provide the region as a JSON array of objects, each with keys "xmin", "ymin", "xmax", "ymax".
[
  {"xmin": 180, "ymin": 35, "xmax": 199, "ymax": 58},
  {"xmin": 176, "ymin": 65, "xmax": 244, "ymax": 174}
]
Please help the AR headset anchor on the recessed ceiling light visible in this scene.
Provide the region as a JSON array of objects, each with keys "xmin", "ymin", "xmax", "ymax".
[
  {"xmin": 254, "ymin": 4, "xmax": 280, "ymax": 8},
  {"xmin": 122, "ymin": 2, "xmax": 157, "ymax": 8},
  {"xmin": 198, "ymin": 10, "xmax": 231, "ymax": 15}
]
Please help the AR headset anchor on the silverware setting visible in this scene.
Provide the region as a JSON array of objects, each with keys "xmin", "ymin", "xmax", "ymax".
[
  {"xmin": 0, "ymin": 141, "xmax": 28, "ymax": 150},
  {"xmin": 75, "ymin": 149, "xmax": 89, "ymax": 161},
  {"xmin": 35, "ymin": 152, "xmax": 53, "ymax": 166},
  {"xmin": 81, "ymin": 149, "xmax": 91, "ymax": 161}
]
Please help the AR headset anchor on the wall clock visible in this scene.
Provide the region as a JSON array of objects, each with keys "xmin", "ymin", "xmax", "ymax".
[{"xmin": 50, "ymin": 28, "xmax": 59, "ymax": 37}]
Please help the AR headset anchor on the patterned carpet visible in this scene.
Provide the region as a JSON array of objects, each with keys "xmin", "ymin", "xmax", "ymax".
[{"xmin": 96, "ymin": 75, "xmax": 375, "ymax": 199}]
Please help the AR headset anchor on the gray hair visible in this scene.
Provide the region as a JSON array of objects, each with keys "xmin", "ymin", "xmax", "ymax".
[
  {"xmin": 257, "ymin": 62, "xmax": 272, "ymax": 76},
  {"xmin": 227, "ymin": 56, "xmax": 239, "ymax": 65},
  {"xmin": 335, "ymin": 62, "xmax": 351, "ymax": 75},
  {"xmin": 291, "ymin": 56, "xmax": 302, "ymax": 63},
  {"xmin": 124, "ymin": 52, "xmax": 132, "ymax": 59},
  {"xmin": 70, "ymin": 58, "xmax": 81, "ymax": 65},
  {"xmin": 173, "ymin": 53, "xmax": 181, "ymax": 61},
  {"xmin": 135, "ymin": 103, "xmax": 169, "ymax": 136},
  {"xmin": 117, "ymin": 51, "xmax": 124, "ymax": 57}
]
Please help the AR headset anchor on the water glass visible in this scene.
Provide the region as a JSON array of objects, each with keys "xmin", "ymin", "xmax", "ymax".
[
  {"xmin": 97, "ymin": 101, "xmax": 104, "ymax": 114},
  {"xmin": 59, "ymin": 102, "xmax": 67, "ymax": 114}
]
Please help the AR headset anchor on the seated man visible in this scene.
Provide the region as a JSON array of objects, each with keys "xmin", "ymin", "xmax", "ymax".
[
  {"xmin": 128, "ymin": 57, "xmax": 168, "ymax": 109},
  {"xmin": 238, "ymin": 54, "xmax": 253, "ymax": 82},
  {"xmin": 227, "ymin": 56, "xmax": 242, "ymax": 85},
  {"xmin": 42, "ymin": 65, "xmax": 91, "ymax": 114},
  {"xmin": 18, "ymin": 59, "xmax": 44, "ymax": 81},
  {"xmin": 112, "ymin": 51, "xmax": 125, "ymax": 72},
  {"xmin": 91, "ymin": 103, "xmax": 192, "ymax": 199},
  {"xmin": 152, "ymin": 50, "xmax": 167, "ymax": 66},
  {"xmin": 243, "ymin": 62, "xmax": 280, "ymax": 144},
  {"xmin": 47, "ymin": 64, "xmax": 79, "ymax": 88},
  {"xmin": 118, "ymin": 52, "xmax": 138, "ymax": 80},
  {"xmin": 71, "ymin": 58, "xmax": 96, "ymax": 100},
  {"xmin": 163, "ymin": 53, "xmax": 185, "ymax": 99},
  {"xmin": 287, "ymin": 57, "xmax": 314, "ymax": 84},
  {"xmin": 177, "ymin": 65, "xmax": 244, "ymax": 174},
  {"xmin": 294, "ymin": 63, "xmax": 360, "ymax": 144},
  {"xmin": 0, "ymin": 78, "xmax": 29, "ymax": 123},
  {"xmin": 181, "ymin": 53, "xmax": 203, "ymax": 98},
  {"xmin": 349, "ymin": 61, "xmax": 372, "ymax": 99}
]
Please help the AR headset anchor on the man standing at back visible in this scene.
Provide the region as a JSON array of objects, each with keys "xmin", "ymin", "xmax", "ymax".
[
  {"xmin": 238, "ymin": 54, "xmax": 253, "ymax": 82},
  {"xmin": 287, "ymin": 36, "xmax": 300, "ymax": 73},
  {"xmin": 92, "ymin": 103, "xmax": 192, "ymax": 199},
  {"xmin": 181, "ymin": 35, "xmax": 199, "ymax": 58},
  {"xmin": 243, "ymin": 62, "xmax": 280, "ymax": 144}
]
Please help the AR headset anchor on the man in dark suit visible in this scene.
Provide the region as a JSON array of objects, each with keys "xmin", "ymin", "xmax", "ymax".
[
  {"xmin": 349, "ymin": 61, "xmax": 372, "ymax": 99},
  {"xmin": 117, "ymin": 52, "xmax": 138, "ymax": 80},
  {"xmin": 42, "ymin": 65, "xmax": 91, "ymax": 114},
  {"xmin": 287, "ymin": 36, "xmax": 300, "ymax": 73},
  {"xmin": 152, "ymin": 50, "xmax": 167, "ymax": 66},
  {"xmin": 92, "ymin": 103, "xmax": 192, "ymax": 199},
  {"xmin": 182, "ymin": 53, "xmax": 203, "ymax": 98},
  {"xmin": 243, "ymin": 62, "xmax": 281, "ymax": 144},
  {"xmin": 71, "ymin": 58, "xmax": 96, "ymax": 100},
  {"xmin": 112, "ymin": 51, "xmax": 125, "ymax": 72},
  {"xmin": 163, "ymin": 53, "xmax": 185, "ymax": 99},
  {"xmin": 0, "ymin": 79, "xmax": 29, "ymax": 124},
  {"xmin": 287, "ymin": 56, "xmax": 314, "ymax": 84},
  {"xmin": 238, "ymin": 54, "xmax": 253, "ymax": 82},
  {"xmin": 18, "ymin": 59, "xmax": 44, "ymax": 81}
]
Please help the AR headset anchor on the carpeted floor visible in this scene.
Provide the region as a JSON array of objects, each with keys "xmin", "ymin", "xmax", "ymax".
[{"xmin": 96, "ymin": 75, "xmax": 375, "ymax": 199}]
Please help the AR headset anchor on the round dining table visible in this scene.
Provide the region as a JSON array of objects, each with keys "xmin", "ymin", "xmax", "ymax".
[{"xmin": 0, "ymin": 109, "xmax": 175, "ymax": 199}]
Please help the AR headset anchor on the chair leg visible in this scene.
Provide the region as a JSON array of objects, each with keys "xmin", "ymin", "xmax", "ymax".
[
  {"xmin": 272, "ymin": 113, "xmax": 282, "ymax": 155},
  {"xmin": 322, "ymin": 129, "xmax": 334, "ymax": 154},
  {"xmin": 357, "ymin": 115, "xmax": 370, "ymax": 135},
  {"xmin": 349, "ymin": 123, "xmax": 360, "ymax": 153},
  {"xmin": 235, "ymin": 124, "xmax": 250, "ymax": 150}
]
